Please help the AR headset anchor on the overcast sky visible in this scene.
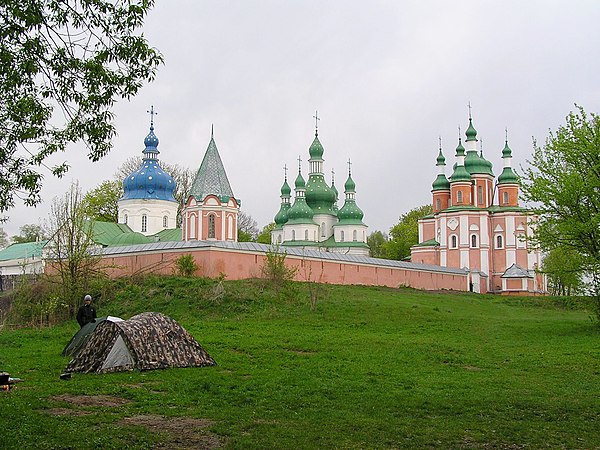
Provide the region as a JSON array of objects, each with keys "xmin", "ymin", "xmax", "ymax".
[{"xmin": 3, "ymin": 0, "xmax": 600, "ymax": 238}]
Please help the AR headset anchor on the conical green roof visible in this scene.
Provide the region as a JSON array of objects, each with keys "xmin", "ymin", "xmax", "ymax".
[
  {"xmin": 286, "ymin": 197, "xmax": 314, "ymax": 224},
  {"xmin": 455, "ymin": 139, "xmax": 466, "ymax": 157},
  {"xmin": 190, "ymin": 133, "xmax": 236, "ymax": 202},
  {"xmin": 502, "ymin": 140, "xmax": 512, "ymax": 158},
  {"xmin": 281, "ymin": 179, "xmax": 291, "ymax": 197},
  {"xmin": 274, "ymin": 203, "xmax": 291, "ymax": 226},
  {"xmin": 306, "ymin": 174, "xmax": 336, "ymax": 214}
]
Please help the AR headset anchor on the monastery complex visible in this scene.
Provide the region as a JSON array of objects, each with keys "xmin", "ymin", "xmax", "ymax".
[{"xmin": 0, "ymin": 110, "xmax": 547, "ymax": 295}]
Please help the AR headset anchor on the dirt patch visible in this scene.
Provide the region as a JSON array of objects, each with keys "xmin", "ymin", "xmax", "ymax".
[
  {"xmin": 120, "ymin": 415, "xmax": 223, "ymax": 449},
  {"xmin": 46, "ymin": 407, "xmax": 92, "ymax": 417},
  {"xmin": 51, "ymin": 394, "xmax": 131, "ymax": 408}
]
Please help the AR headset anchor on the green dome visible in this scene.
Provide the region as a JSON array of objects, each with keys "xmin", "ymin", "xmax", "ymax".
[
  {"xmin": 281, "ymin": 179, "xmax": 291, "ymax": 197},
  {"xmin": 464, "ymin": 150, "xmax": 494, "ymax": 176},
  {"xmin": 450, "ymin": 164, "xmax": 471, "ymax": 182},
  {"xmin": 465, "ymin": 118, "xmax": 477, "ymax": 141},
  {"xmin": 436, "ymin": 149, "xmax": 446, "ymax": 166},
  {"xmin": 294, "ymin": 172, "xmax": 306, "ymax": 189},
  {"xmin": 432, "ymin": 174, "xmax": 450, "ymax": 191},
  {"xmin": 455, "ymin": 139, "xmax": 466, "ymax": 157},
  {"xmin": 337, "ymin": 201, "xmax": 364, "ymax": 223},
  {"xmin": 305, "ymin": 174, "xmax": 336, "ymax": 214},
  {"xmin": 502, "ymin": 140, "xmax": 512, "ymax": 158},
  {"xmin": 344, "ymin": 174, "xmax": 356, "ymax": 192},
  {"xmin": 498, "ymin": 167, "xmax": 519, "ymax": 184},
  {"xmin": 274, "ymin": 203, "xmax": 290, "ymax": 225},
  {"xmin": 286, "ymin": 198, "xmax": 314, "ymax": 223},
  {"xmin": 309, "ymin": 134, "xmax": 324, "ymax": 159}
]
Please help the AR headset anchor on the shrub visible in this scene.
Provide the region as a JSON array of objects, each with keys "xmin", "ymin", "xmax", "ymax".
[{"xmin": 174, "ymin": 254, "xmax": 198, "ymax": 277}]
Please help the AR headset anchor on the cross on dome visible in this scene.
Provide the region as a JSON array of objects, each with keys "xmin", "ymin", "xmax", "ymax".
[
  {"xmin": 147, "ymin": 105, "xmax": 157, "ymax": 127},
  {"xmin": 313, "ymin": 110, "xmax": 320, "ymax": 135}
]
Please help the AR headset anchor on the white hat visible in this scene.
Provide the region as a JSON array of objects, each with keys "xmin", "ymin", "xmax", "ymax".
[{"xmin": 84, "ymin": 295, "xmax": 92, "ymax": 302}]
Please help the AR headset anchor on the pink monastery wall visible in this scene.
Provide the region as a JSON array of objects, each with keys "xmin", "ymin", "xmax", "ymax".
[{"xmin": 98, "ymin": 246, "xmax": 468, "ymax": 291}]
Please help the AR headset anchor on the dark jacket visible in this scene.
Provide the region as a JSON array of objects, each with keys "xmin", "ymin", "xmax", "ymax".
[{"xmin": 76, "ymin": 304, "xmax": 97, "ymax": 327}]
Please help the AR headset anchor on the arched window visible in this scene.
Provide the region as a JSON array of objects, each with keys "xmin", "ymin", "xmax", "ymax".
[
  {"xmin": 450, "ymin": 234, "xmax": 457, "ymax": 249},
  {"xmin": 141, "ymin": 214, "xmax": 147, "ymax": 232},
  {"xmin": 163, "ymin": 216, "xmax": 168, "ymax": 228},
  {"xmin": 353, "ymin": 230, "xmax": 357, "ymax": 242},
  {"xmin": 321, "ymin": 222, "xmax": 326, "ymax": 238},
  {"xmin": 435, "ymin": 198, "xmax": 441, "ymax": 211},
  {"xmin": 277, "ymin": 234, "xmax": 282, "ymax": 244},
  {"xmin": 471, "ymin": 234, "xmax": 478, "ymax": 248},
  {"xmin": 457, "ymin": 190, "xmax": 463, "ymax": 203},
  {"xmin": 477, "ymin": 185, "xmax": 483, "ymax": 205},
  {"xmin": 190, "ymin": 215, "xmax": 196, "ymax": 239},
  {"xmin": 227, "ymin": 215, "xmax": 233, "ymax": 239},
  {"xmin": 496, "ymin": 234, "xmax": 503, "ymax": 249},
  {"xmin": 304, "ymin": 229, "xmax": 309, "ymax": 241},
  {"xmin": 340, "ymin": 230, "xmax": 345, "ymax": 242},
  {"xmin": 503, "ymin": 191, "xmax": 509, "ymax": 205},
  {"xmin": 124, "ymin": 214, "xmax": 128, "ymax": 225},
  {"xmin": 208, "ymin": 214, "xmax": 216, "ymax": 239},
  {"xmin": 292, "ymin": 230, "xmax": 296, "ymax": 241}
]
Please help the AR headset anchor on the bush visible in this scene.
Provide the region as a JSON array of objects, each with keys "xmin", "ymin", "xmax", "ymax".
[{"xmin": 174, "ymin": 254, "xmax": 199, "ymax": 277}]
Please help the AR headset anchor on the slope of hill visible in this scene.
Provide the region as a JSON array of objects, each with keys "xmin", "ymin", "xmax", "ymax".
[{"xmin": 1, "ymin": 277, "xmax": 599, "ymax": 449}]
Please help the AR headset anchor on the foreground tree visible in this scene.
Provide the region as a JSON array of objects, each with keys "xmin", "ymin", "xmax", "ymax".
[
  {"xmin": 45, "ymin": 182, "xmax": 102, "ymax": 315},
  {"xmin": 82, "ymin": 180, "xmax": 122, "ymax": 223},
  {"xmin": 521, "ymin": 106, "xmax": 600, "ymax": 315},
  {"xmin": 11, "ymin": 224, "xmax": 46, "ymax": 243},
  {"xmin": 256, "ymin": 223, "xmax": 276, "ymax": 244},
  {"xmin": 385, "ymin": 205, "xmax": 433, "ymax": 260},
  {"xmin": 0, "ymin": 1, "xmax": 162, "ymax": 212}
]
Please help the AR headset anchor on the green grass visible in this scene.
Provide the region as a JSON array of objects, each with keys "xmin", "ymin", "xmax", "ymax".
[{"xmin": 1, "ymin": 277, "xmax": 599, "ymax": 449}]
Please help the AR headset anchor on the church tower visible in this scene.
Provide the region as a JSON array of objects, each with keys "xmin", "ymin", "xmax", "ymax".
[
  {"xmin": 272, "ymin": 167, "xmax": 292, "ymax": 245},
  {"xmin": 332, "ymin": 161, "xmax": 368, "ymax": 253},
  {"xmin": 118, "ymin": 107, "xmax": 178, "ymax": 236},
  {"xmin": 182, "ymin": 127, "xmax": 240, "ymax": 241},
  {"xmin": 411, "ymin": 109, "xmax": 546, "ymax": 295}
]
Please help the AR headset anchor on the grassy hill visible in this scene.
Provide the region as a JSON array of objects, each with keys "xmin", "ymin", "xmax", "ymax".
[{"xmin": 1, "ymin": 276, "xmax": 599, "ymax": 449}]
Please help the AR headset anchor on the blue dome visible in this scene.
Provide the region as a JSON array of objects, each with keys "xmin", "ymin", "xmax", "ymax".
[{"xmin": 121, "ymin": 124, "xmax": 177, "ymax": 202}]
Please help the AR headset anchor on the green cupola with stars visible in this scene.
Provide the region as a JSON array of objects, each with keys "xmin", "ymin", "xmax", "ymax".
[
  {"xmin": 337, "ymin": 164, "xmax": 365, "ymax": 224},
  {"xmin": 286, "ymin": 166, "xmax": 315, "ymax": 224},
  {"xmin": 305, "ymin": 129, "xmax": 337, "ymax": 215},
  {"xmin": 273, "ymin": 168, "xmax": 292, "ymax": 229}
]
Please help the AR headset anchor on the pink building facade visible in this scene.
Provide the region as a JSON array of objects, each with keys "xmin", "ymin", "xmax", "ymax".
[{"xmin": 411, "ymin": 117, "xmax": 546, "ymax": 295}]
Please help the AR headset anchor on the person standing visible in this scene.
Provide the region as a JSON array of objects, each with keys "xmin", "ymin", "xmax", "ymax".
[{"xmin": 76, "ymin": 294, "xmax": 97, "ymax": 328}]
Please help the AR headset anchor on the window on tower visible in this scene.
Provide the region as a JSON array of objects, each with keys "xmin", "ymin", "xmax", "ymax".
[
  {"xmin": 471, "ymin": 234, "xmax": 478, "ymax": 248},
  {"xmin": 353, "ymin": 230, "xmax": 357, "ymax": 242},
  {"xmin": 321, "ymin": 222, "xmax": 326, "ymax": 238},
  {"xmin": 495, "ymin": 234, "xmax": 504, "ymax": 249},
  {"xmin": 292, "ymin": 230, "xmax": 296, "ymax": 241},
  {"xmin": 457, "ymin": 191, "xmax": 463, "ymax": 203},
  {"xmin": 304, "ymin": 229, "xmax": 309, "ymax": 241},
  {"xmin": 435, "ymin": 198, "xmax": 441, "ymax": 211},
  {"xmin": 450, "ymin": 234, "xmax": 457, "ymax": 249},
  {"xmin": 340, "ymin": 230, "xmax": 345, "ymax": 242},
  {"xmin": 477, "ymin": 185, "xmax": 483, "ymax": 205},
  {"xmin": 208, "ymin": 214, "xmax": 216, "ymax": 239},
  {"xmin": 163, "ymin": 216, "xmax": 168, "ymax": 228},
  {"xmin": 503, "ymin": 191, "xmax": 509, "ymax": 205},
  {"xmin": 141, "ymin": 214, "xmax": 147, "ymax": 233},
  {"xmin": 124, "ymin": 214, "xmax": 128, "ymax": 225}
]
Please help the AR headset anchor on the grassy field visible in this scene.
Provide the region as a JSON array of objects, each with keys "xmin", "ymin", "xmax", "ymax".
[{"xmin": 1, "ymin": 277, "xmax": 599, "ymax": 449}]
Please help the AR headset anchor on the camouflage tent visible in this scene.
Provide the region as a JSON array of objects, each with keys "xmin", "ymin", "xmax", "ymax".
[
  {"xmin": 64, "ymin": 312, "xmax": 216, "ymax": 374},
  {"xmin": 62, "ymin": 316, "xmax": 123, "ymax": 357}
]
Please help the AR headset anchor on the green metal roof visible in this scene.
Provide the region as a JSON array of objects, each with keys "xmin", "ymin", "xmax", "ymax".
[
  {"xmin": 154, "ymin": 227, "xmax": 183, "ymax": 242},
  {"xmin": 109, "ymin": 232, "xmax": 154, "ymax": 247},
  {"xmin": 464, "ymin": 150, "xmax": 494, "ymax": 176},
  {"xmin": 0, "ymin": 241, "xmax": 46, "ymax": 261},
  {"xmin": 414, "ymin": 238, "xmax": 439, "ymax": 247},
  {"xmin": 450, "ymin": 164, "xmax": 471, "ymax": 182},
  {"xmin": 465, "ymin": 118, "xmax": 477, "ymax": 141},
  {"xmin": 91, "ymin": 221, "xmax": 133, "ymax": 247},
  {"xmin": 498, "ymin": 167, "xmax": 520, "ymax": 184},
  {"xmin": 432, "ymin": 174, "xmax": 450, "ymax": 191}
]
